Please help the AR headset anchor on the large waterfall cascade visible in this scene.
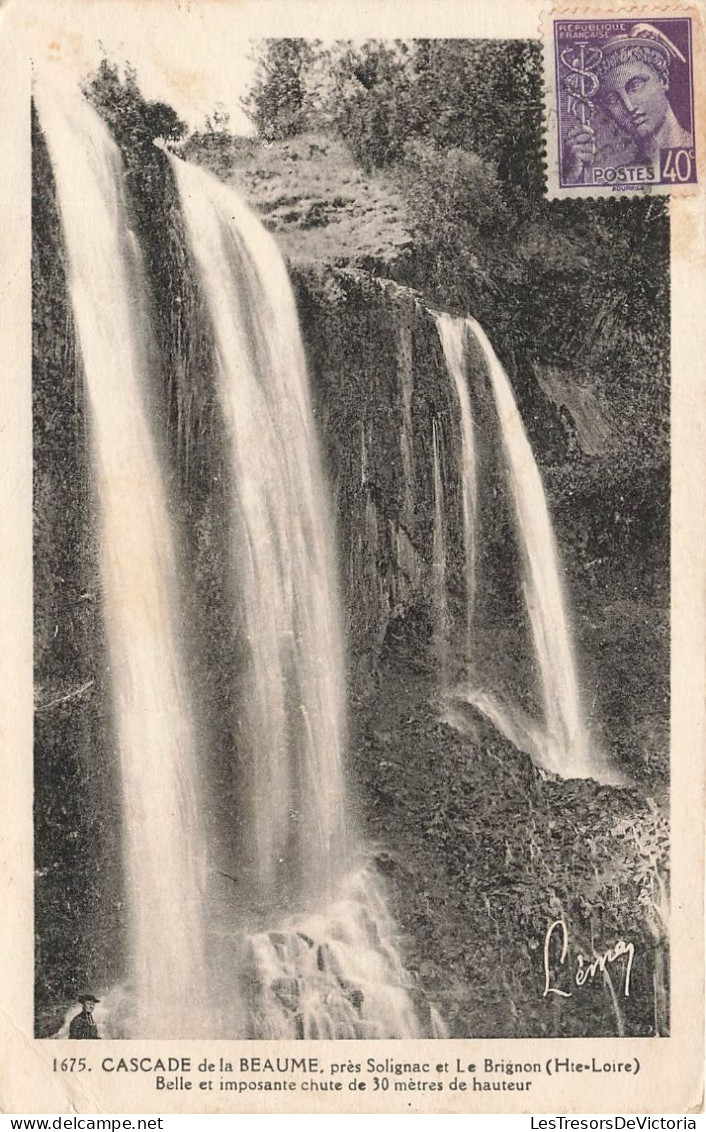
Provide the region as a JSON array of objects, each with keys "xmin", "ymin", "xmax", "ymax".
[
  {"xmin": 36, "ymin": 87, "xmax": 209, "ymax": 1038},
  {"xmin": 433, "ymin": 314, "xmax": 602, "ymax": 782},
  {"xmin": 37, "ymin": 85, "xmax": 433, "ymax": 1039},
  {"xmin": 171, "ymin": 154, "xmax": 348, "ymax": 904},
  {"xmin": 171, "ymin": 153, "xmax": 429, "ymax": 1037}
]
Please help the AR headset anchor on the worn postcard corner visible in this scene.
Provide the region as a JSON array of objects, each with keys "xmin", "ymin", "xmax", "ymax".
[{"xmin": 1, "ymin": 0, "xmax": 705, "ymax": 1117}]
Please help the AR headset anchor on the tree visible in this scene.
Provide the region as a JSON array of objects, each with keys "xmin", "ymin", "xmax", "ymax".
[
  {"xmin": 83, "ymin": 59, "xmax": 188, "ymax": 153},
  {"xmin": 243, "ymin": 39, "xmax": 315, "ymax": 140},
  {"xmin": 204, "ymin": 102, "xmax": 231, "ymax": 135},
  {"xmin": 324, "ymin": 40, "xmax": 415, "ymax": 170},
  {"xmin": 410, "ymin": 40, "xmax": 543, "ymax": 197}
]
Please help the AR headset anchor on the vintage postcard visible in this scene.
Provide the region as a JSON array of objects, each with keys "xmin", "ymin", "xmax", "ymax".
[{"xmin": 0, "ymin": 0, "xmax": 704, "ymax": 1116}]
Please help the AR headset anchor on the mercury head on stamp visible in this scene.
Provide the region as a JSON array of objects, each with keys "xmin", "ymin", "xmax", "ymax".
[{"xmin": 560, "ymin": 20, "xmax": 694, "ymax": 187}]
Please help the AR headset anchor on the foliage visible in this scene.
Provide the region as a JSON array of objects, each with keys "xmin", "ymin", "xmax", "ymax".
[
  {"xmin": 83, "ymin": 58, "xmax": 188, "ymax": 152},
  {"xmin": 239, "ymin": 39, "xmax": 669, "ymax": 470},
  {"xmin": 180, "ymin": 130, "xmax": 257, "ymax": 182},
  {"xmin": 243, "ymin": 39, "xmax": 316, "ymax": 140},
  {"xmin": 355, "ymin": 667, "xmax": 669, "ymax": 1038},
  {"xmin": 400, "ymin": 141, "xmax": 510, "ymax": 237},
  {"xmin": 204, "ymin": 102, "xmax": 231, "ymax": 135},
  {"xmin": 319, "ymin": 41, "xmax": 417, "ymax": 171},
  {"xmin": 244, "ymin": 39, "xmax": 543, "ymax": 192}
]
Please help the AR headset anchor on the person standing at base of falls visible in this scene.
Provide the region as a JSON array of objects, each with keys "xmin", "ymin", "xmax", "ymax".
[{"xmin": 69, "ymin": 993, "xmax": 100, "ymax": 1039}]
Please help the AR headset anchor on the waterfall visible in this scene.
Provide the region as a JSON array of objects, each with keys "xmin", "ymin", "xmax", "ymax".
[
  {"xmin": 240, "ymin": 867, "xmax": 428, "ymax": 1039},
  {"xmin": 170, "ymin": 154, "xmax": 348, "ymax": 903},
  {"xmin": 37, "ymin": 81, "xmax": 445, "ymax": 1040},
  {"xmin": 168, "ymin": 155, "xmax": 428, "ymax": 1037},
  {"xmin": 35, "ymin": 88, "xmax": 209, "ymax": 1037},
  {"xmin": 436, "ymin": 314, "xmax": 477, "ymax": 654},
  {"xmin": 434, "ymin": 312, "xmax": 598, "ymax": 779},
  {"xmin": 431, "ymin": 418, "xmax": 450, "ymax": 679},
  {"xmin": 468, "ymin": 319, "xmax": 594, "ymax": 779}
]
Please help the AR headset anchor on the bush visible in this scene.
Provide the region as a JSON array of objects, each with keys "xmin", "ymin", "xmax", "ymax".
[
  {"xmin": 323, "ymin": 41, "xmax": 416, "ymax": 170},
  {"xmin": 83, "ymin": 59, "xmax": 187, "ymax": 153},
  {"xmin": 243, "ymin": 39, "xmax": 315, "ymax": 141}
]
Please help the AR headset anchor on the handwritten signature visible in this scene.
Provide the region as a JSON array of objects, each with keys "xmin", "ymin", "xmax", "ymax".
[{"xmin": 542, "ymin": 918, "xmax": 635, "ymax": 999}]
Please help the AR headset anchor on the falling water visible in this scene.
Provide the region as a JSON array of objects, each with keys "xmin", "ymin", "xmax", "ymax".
[
  {"xmin": 171, "ymin": 156, "xmax": 429, "ymax": 1037},
  {"xmin": 433, "ymin": 307, "xmax": 596, "ymax": 777},
  {"xmin": 36, "ymin": 88, "xmax": 208, "ymax": 1037},
  {"xmin": 467, "ymin": 319, "xmax": 594, "ymax": 778},
  {"xmin": 171, "ymin": 154, "xmax": 347, "ymax": 902},
  {"xmin": 240, "ymin": 867, "xmax": 429, "ymax": 1039},
  {"xmin": 431, "ymin": 419, "xmax": 450, "ymax": 679},
  {"xmin": 436, "ymin": 314, "xmax": 478, "ymax": 653}
]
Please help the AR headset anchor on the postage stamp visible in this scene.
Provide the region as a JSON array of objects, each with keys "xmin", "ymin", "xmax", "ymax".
[{"xmin": 545, "ymin": 14, "xmax": 698, "ymax": 194}]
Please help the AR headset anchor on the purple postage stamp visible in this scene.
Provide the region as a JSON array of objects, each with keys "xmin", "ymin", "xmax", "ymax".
[{"xmin": 548, "ymin": 15, "xmax": 697, "ymax": 193}]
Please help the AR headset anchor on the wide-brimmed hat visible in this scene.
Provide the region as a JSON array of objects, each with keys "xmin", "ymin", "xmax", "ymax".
[{"xmin": 77, "ymin": 993, "xmax": 100, "ymax": 1005}]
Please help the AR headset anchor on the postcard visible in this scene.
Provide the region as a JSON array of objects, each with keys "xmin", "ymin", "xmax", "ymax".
[{"xmin": 0, "ymin": 0, "xmax": 703, "ymax": 1115}]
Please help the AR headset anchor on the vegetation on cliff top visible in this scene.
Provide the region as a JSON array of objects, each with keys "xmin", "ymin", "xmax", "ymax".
[
  {"xmin": 82, "ymin": 48, "xmax": 669, "ymax": 476},
  {"xmin": 185, "ymin": 39, "xmax": 669, "ymax": 474}
]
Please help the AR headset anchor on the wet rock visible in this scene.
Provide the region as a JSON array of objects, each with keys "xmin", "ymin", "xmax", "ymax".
[
  {"xmin": 349, "ymin": 988, "xmax": 364, "ymax": 1012},
  {"xmin": 410, "ymin": 984, "xmax": 432, "ymax": 1029},
  {"xmin": 271, "ymin": 977, "xmax": 300, "ymax": 1014}
]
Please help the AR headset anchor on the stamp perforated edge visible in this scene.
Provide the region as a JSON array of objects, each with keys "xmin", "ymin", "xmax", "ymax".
[{"xmin": 540, "ymin": 1, "xmax": 706, "ymax": 199}]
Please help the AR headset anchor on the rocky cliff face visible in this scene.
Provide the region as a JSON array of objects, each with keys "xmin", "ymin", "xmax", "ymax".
[
  {"xmin": 295, "ymin": 268, "xmax": 458, "ymax": 684},
  {"xmin": 33, "ymin": 111, "xmax": 669, "ymax": 1039},
  {"xmin": 182, "ymin": 132, "xmax": 414, "ymax": 273}
]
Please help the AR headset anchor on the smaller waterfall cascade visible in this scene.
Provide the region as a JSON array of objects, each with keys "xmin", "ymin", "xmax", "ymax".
[
  {"xmin": 468, "ymin": 319, "xmax": 593, "ymax": 778},
  {"xmin": 436, "ymin": 314, "xmax": 478, "ymax": 655},
  {"xmin": 36, "ymin": 86, "xmax": 208, "ymax": 1037},
  {"xmin": 434, "ymin": 312, "xmax": 599, "ymax": 780},
  {"xmin": 431, "ymin": 419, "xmax": 450, "ymax": 679}
]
